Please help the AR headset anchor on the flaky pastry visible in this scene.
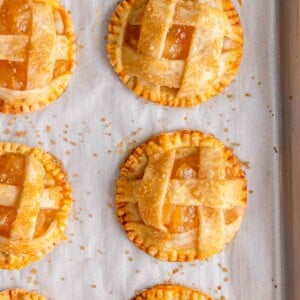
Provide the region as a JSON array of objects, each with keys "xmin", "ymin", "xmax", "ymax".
[
  {"xmin": 0, "ymin": 142, "xmax": 72, "ymax": 269},
  {"xmin": 116, "ymin": 130, "xmax": 247, "ymax": 262},
  {"xmin": 0, "ymin": 0, "xmax": 76, "ymax": 113},
  {"xmin": 108, "ymin": 0, "xmax": 243, "ymax": 107}
]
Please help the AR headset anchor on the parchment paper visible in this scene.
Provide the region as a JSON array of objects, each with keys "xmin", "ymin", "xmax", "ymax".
[{"xmin": 0, "ymin": 0, "xmax": 284, "ymax": 299}]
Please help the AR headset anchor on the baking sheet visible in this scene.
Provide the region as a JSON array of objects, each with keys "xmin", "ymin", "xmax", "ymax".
[
  {"xmin": 280, "ymin": 1, "xmax": 300, "ymax": 300},
  {"xmin": 0, "ymin": 0, "xmax": 286, "ymax": 299}
]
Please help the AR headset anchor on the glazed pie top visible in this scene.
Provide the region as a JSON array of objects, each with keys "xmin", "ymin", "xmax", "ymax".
[
  {"xmin": 0, "ymin": 0, "xmax": 76, "ymax": 114},
  {"xmin": 108, "ymin": 0, "xmax": 243, "ymax": 107},
  {"xmin": 0, "ymin": 143, "xmax": 72, "ymax": 270},
  {"xmin": 0, "ymin": 289, "xmax": 46, "ymax": 300},
  {"xmin": 133, "ymin": 285, "xmax": 212, "ymax": 300},
  {"xmin": 116, "ymin": 131, "xmax": 247, "ymax": 262}
]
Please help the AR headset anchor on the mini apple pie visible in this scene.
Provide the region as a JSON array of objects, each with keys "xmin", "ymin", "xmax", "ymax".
[
  {"xmin": 133, "ymin": 285, "xmax": 212, "ymax": 300},
  {"xmin": 0, "ymin": 289, "xmax": 46, "ymax": 300},
  {"xmin": 0, "ymin": 142, "xmax": 72, "ymax": 269},
  {"xmin": 116, "ymin": 131, "xmax": 247, "ymax": 261},
  {"xmin": 0, "ymin": 0, "xmax": 76, "ymax": 114},
  {"xmin": 108, "ymin": 0, "xmax": 243, "ymax": 107}
]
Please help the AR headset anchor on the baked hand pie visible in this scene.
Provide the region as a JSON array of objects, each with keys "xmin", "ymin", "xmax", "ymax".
[
  {"xmin": 108, "ymin": 0, "xmax": 243, "ymax": 107},
  {"xmin": 0, "ymin": 142, "xmax": 72, "ymax": 269},
  {"xmin": 116, "ymin": 130, "xmax": 247, "ymax": 261},
  {"xmin": 0, "ymin": 0, "xmax": 76, "ymax": 114},
  {"xmin": 0, "ymin": 289, "xmax": 46, "ymax": 300},
  {"xmin": 133, "ymin": 285, "xmax": 212, "ymax": 300}
]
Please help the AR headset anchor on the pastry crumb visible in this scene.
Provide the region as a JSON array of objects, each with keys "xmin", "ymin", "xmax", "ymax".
[
  {"xmin": 222, "ymin": 267, "xmax": 228, "ymax": 273},
  {"xmin": 15, "ymin": 131, "xmax": 27, "ymax": 137},
  {"xmin": 30, "ymin": 268, "xmax": 37, "ymax": 275},
  {"xmin": 230, "ymin": 142, "xmax": 240, "ymax": 147},
  {"xmin": 3, "ymin": 128, "xmax": 11, "ymax": 135},
  {"xmin": 241, "ymin": 161, "xmax": 251, "ymax": 169}
]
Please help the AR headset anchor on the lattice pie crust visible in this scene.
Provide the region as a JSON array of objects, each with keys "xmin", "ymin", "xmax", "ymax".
[
  {"xmin": 0, "ymin": 142, "xmax": 72, "ymax": 269},
  {"xmin": 0, "ymin": 0, "xmax": 76, "ymax": 113},
  {"xmin": 108, "ymin": 0, "xmax": 243, "ymax": 107},
  {"xmin": 116, "ymin": 131, "xmax": 247, "ymax": 262}
]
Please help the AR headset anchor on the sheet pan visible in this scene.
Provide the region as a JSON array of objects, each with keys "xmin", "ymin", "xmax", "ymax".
[
  {"xmin": 0, "ymin": 0, "xmax": 290, "ymax": 299},
  {"xmin": 281, "ymin": 1, "xmax": 300, "ymax": 300}
]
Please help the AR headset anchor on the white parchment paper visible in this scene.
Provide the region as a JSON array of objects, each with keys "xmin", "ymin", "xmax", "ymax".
[{"xmin": 0, "ymin": 0, "xmax": 284, "ymax": 299}]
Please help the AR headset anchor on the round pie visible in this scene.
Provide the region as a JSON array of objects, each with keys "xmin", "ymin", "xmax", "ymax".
[
  {"xmin": 0, "ymin": 289, "xmax": 46, "ymax": 300},
  {"xmin": 0, "ymin": 0, "xmax": 76, "ymax": 114},
  {"xmin": 133, "ymin": 285, "xmax": 212, "ymax": 300},
  {"xmin": 116, "ymin": 130, "xmax": 247, "ymax": 262},
  {"xmin": 107, "ymin": 0, "xmax": 243, "ymax": 107},
  {"xmin": 0, "ymin": 142, "xmax": 72, "ymax": 270}
]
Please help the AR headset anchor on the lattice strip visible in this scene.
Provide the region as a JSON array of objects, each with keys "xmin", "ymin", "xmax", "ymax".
[
  {"xmin": 198, "ymin": 140, "xmax": 226, "ymax": 179},
  {"xmin": 138, "ymin": 0, "xmax": 177, "ymax": 58},
  {"xmin": 179, "ymin": 5, "xmax": 228, "ymax": 94},
  {"xmin": 121, "ymin": 178, "xmax": 245, "ymax": 209},
  {"xmin": 138, "ymin": 150, "xmax": 176, "ymax": 231},
  {"xmin": 0, "ymin": 35, "xmax": 70, "ymax": 62},
  {"xmin": 197, "ymin": 207, "xmax": 224, "ymax": 257},
  {"xmin": 0, "ymin": 184, "xmax": 61, "ymax": 209},
  {"xmin": 0, "ymin": 36, "xmax": 28, "ymax": 62},
  {"xmin": 10, "ymin": 155, "xmax": 45, "ymax": 240},
  {"xmin": 129, "ymin": 1, "xmax": 223, "ymax": 27},
  {"xmin": 26, "ymin": 3, "xmax": 56, "ymax": 89},
  {"xmin": 123, "ymin": 46, "xmax": 184, "ymax": 88}
]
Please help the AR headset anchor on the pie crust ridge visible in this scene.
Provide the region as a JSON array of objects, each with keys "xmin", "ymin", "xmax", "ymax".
[
  {"xmin": 0, "ymin": 289, "xmax": 46, "ymax": 300},
  {"xmin": 133, "ymin": 284, "xmax": 213, "ymax": 300}
]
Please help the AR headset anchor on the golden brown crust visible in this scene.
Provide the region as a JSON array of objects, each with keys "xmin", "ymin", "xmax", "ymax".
[
  {"xmin": 133, "ymin": 284, "xmax": 213, "ymax": 300},
  {"xmin": 0, "ymin": 142, "xmax": 72, "ymax": 270},
  {"xmin": 0, "ymin": 289, "xmax": 47, "ymax": 300},
  {"xmin": 107, "ymin": 0, "xmax": 243, "ymax": 107},
  {"xmin": 0, "ymin": 0, "xmax": 76, "ymax": 114},
  {"xmin": 116, "ymin": 130, "xmax": 247, "ymax": 262}
]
